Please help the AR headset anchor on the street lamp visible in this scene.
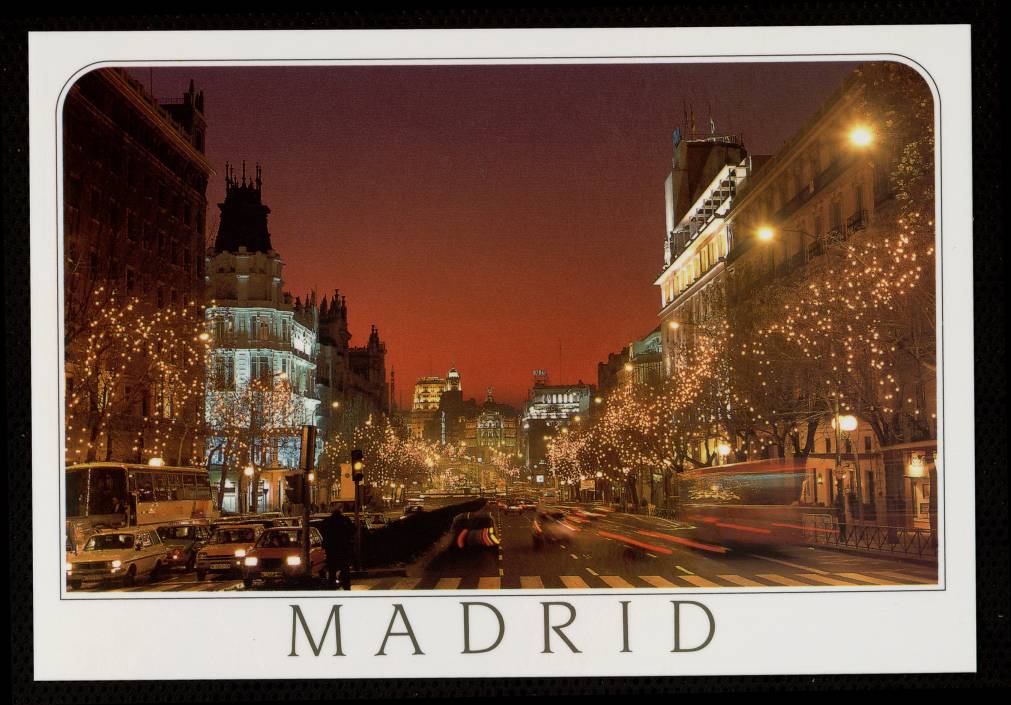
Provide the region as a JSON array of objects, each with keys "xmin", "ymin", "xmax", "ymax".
[
  {"xmin": 848, "ymin": 125, "xmax": 874, "ymax": 147},
  {"xmin": 668, "ymin": 321, "xmax": 680, "ymax": 330},
  {"xmin": 757, "ymin": 226, "xmax": 775, "ymax": 242}
]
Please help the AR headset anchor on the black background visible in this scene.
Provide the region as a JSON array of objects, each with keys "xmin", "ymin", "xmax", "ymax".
[{"xmin": 4, "ymin": 3, "xmax": 1006, "ymax": 701}]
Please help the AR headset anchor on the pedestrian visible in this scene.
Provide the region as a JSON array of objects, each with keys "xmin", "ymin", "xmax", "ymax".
[{"xmin": 321, "ymin": 507, "xmax": 354, "ymax": 590}]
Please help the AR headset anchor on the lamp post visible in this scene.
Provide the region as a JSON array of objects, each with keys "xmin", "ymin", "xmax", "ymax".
[{"xmin": 832, "ymin": 412, "xmax": 862, "ymax": 522}]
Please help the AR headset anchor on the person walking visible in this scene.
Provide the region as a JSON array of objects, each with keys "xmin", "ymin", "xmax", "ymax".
[{"xmin": 321, "ymin": 506, "xmax": 354, "ymax": 590}]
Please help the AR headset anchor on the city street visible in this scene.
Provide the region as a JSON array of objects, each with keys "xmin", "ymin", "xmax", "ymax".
[{"xmin": 76, "ymin": 502, "xmax": 937, "ymax": 593}]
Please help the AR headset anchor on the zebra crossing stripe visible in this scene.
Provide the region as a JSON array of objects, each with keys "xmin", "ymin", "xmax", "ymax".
[
  {"xmin": 718, "ymin": 574, "xmax": 764, "ymax": 587},
  {"xmin": 870, "ymin": 570, "xmax": 935, "ymax": 585},
  {"xmin": 756, "ymin": 573, "xmax": 810, "ymax": 586},
  {"xmin": 435, "ymin": 577, "xmax": 462, "ymax": 590},
  {"xmin": 560, "ymin": 575, "xmax": 589, "ymax": 588},
  {"xmin": 599, "ymin": 575, "xmax": 634, "ymax": 588},
  {"xmin": 836, "ymin": 572, "xmax": 900, "ymax": 585},
  {"xmin": 797, "ymin": 573, "xmax": 860, "ymax": 586},
  {"xmin": 679, "ymin": 575, "xmax": 721, "ymax": 588},
  {"xmin": 520, "ymin": 576, "xmax": 544, "ymax": 589},
  {"xmin": 393, "ymin": 577, "xmax": 421, "ymax": 590},
  {"xmin": 477, "ymin": 577, "xmax": 501, "ymax": 589},
  {"xmin": 640, "ymin": 575, "xmax": 677, "ymax": 588}
]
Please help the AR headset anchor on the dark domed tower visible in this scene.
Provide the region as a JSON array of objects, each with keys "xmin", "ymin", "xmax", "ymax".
[{"xmin": 213, "ymin": 162, "xmax": 272, "ymax": 254}]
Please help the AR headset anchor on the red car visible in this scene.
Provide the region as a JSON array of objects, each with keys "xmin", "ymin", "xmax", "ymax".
[{"xmin": 241, "ymin": 527, "xmax": 326, "ymax": 588}]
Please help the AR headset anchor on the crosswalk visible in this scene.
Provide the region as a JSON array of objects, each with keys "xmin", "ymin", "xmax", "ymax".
[
  {"xmin": 79, "ymin": 569, "xmax": 936, "ymax": 593},
  {"xmin": 331, "ymin": 569, "xmax": 935, "ymax": 591}
]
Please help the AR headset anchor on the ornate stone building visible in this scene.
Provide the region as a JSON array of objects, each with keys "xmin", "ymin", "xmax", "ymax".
[{"xmin": 205, "ymin": 167, "xmax": 388, "ymax": 510}]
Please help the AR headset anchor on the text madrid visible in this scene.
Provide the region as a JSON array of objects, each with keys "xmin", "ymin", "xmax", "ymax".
[{"xmin": 287, "ymin": 600, "xmax": 716, "ymax": 656}]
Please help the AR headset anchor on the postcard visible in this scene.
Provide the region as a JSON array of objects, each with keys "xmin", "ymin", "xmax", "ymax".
[{"xmin": 27, "ymin": 24, "xmax": 975, "ymax": 680}]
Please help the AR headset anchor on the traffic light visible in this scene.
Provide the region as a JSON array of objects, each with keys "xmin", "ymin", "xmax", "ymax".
[
  {"xmin": 351, "ymin": 449, "xmax": 365, "ymax": 482},
  {"xmin": 284, "ymin": 474, "xmax": 304, "ymax": 503}
]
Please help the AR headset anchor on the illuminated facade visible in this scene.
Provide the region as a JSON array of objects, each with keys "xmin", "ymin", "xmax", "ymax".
[
  {"xmin": 654, "ymin": 134, "xmax": 752, "ymax": 376},
  {"xmin": 463, "ymin": 388, "xmax": 520, "ymax": 461},
  {"xmin": 204, "ymin": 167, "xmax": 320, "ymax": 475}
]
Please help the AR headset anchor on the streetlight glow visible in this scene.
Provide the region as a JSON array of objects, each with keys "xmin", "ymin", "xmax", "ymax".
[
  {"xmin": 849, "ymin": 125, "xmax": 874, "ymax": 147},
  {"xmin": 757, "ymin": 226, "xmax": 775, "ymax": 242}
]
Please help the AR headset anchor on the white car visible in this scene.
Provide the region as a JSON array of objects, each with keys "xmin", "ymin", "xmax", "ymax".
[{"xmin": 66, "ymin": 527, "xmax": 169, "ymax": 590}]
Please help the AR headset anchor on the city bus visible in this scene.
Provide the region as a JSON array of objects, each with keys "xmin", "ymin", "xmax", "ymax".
[
  {"xmin": 65, "ymin": 462, "xmax": 216, "ymax": 550},
  {"xmin": 677, "ymin": 457, "xmax": 836, "ymax": 546}
]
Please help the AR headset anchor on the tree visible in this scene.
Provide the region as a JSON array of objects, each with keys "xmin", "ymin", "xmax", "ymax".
[{"xmin": 64, "ymin": 289, "xmax": 208, "ymax": 464}]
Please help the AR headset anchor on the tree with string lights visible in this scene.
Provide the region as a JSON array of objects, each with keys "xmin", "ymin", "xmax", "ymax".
[{"xmin": 64, "ymin": 288, "xmax": 209, "ymax": 465}]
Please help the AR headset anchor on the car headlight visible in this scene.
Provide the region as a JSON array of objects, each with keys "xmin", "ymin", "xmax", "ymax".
[
  {"xmin": 234, "ymin": 549, "xmax": 246, "ymax": 558},
  {"xmin": 111, "ymin": 560, "xmax": 122, "ymax": 569},
  {"xmin": 286, "ymin": 555, "xmax": 301, "ymax": 566},
  {"xmin": 244, "ymin": 556, "xmax": 258, "ymax": 567}
]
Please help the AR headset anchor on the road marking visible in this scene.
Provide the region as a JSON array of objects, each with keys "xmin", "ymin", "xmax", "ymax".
[
  {"xmin": 570, "ymin": 554, "xmax": 579, "ymax": 560},
  {"xmin": 560, "ymin": 575, "xmax": 589, "ymax": 588},
  {"xmin": 718, "ymin": 574, "xmax": 764, "ymax": 587},
  {"xmin": 640, "ymin": 575, "xmax": 677, "ymax": 588},
  {"xmin": 796, "ymin": 573, "xmax": 860, "ymax": 586},
  {"xmin": 478, "ymin": 577, "xmax": 501, "ymax": 590},
  {"xmin": 836, "ymin": 572, "xmax": 901, "ymax": 585},
  {"xmin": 392, "ymin": 578, "xmax": 421, "ymax": 590},
  {"xmin": 520, "ymin": 576, "xmax": 544, "ymax": 589},
  {"xmin": 645, "ymin": 553, "xmax": 658, "ymax": 559},
  {"xmin": 679, "ymin": 575, "xmax": 721, "ymax": 588},
  {"xmin": 351, "ymin": 584, "xmax": 372, "ymax": 591},
  {"xmin": 756, "ymin": 573, "xmax": 811, "ymax": 587},
  {"xmin": 586, "ymin": 568, "xmax": 599, "ymax": 576},
  {"xmin": 871, "ymin": 571, "xmax": 936, "ymax": 585},
  {"xmin": 675, "ymin": 565, "xmax": 695, "ymax": 575},
  {"xmin": 599, "ymin": 575, "xmax": 634, "ymax": 588},
  {"xmin": 749, "ymin": 554, "xmax": 829, "ymax": 575}
]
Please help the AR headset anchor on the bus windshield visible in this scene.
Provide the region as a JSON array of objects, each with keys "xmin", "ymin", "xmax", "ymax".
[{"xmin": 66, "ymin": 466, "xmax": 128, "ymax": 518}]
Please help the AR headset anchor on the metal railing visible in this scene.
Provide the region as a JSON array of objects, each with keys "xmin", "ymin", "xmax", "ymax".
[{"xmin": 805, "ymin": 516, "xmax": 937, "ymax": 559}]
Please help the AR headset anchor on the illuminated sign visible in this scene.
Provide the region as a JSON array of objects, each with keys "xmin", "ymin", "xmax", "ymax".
[{"xmin": 535, "ymin": 475, "xmax": 544, "ymax": 484}]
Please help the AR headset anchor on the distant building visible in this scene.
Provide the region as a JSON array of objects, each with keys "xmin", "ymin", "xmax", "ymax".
[
  {"xmin": 463, "ymin": 388, "xmax": 520, "ymax": 462},
  {"xmin": 597, "ymin": 327, "xmax": 663, "ymax": 397},
  {"xmin": 521, "ymin": 377, "xmax": 594, "ymax": 470},
  {"xmin": 63, "ymin": 68, "xmax": 211, "ymax": 464}
]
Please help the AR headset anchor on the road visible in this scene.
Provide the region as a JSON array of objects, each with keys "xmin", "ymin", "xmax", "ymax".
[{"xmin": 71, "ymin": 502, "xmax": 937, "ymax": 593}]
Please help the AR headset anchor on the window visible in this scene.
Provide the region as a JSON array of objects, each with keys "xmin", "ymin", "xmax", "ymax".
[
  {"xmin": 864, "ymin": 435, "xmax": 873, "ymax": 453},
  {"xmin": 824, "ymin": 438, "xmax": 831, "ymax": 453}
]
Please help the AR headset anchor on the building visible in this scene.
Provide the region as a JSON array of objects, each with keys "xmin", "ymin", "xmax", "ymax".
[
  {"xmin": 721, "ymin": 63, "xmax": 937, "ymax": 531},
  {"xmin": 63, "ymin": 68, "xmax": 211, "ymax": 464},
  {"xmin": 597, "ymin": 327, "xmax": 664, "ymax": 397},
  {"xmin": 653, "ymin": 64, "xmax": 936, "ymax": 531},
  {"xmin": 204, "ymin": 167, "xmax": 389, "ymax": 511},
  {"xmin": 408, "ymin": 375, "xmax": 445, "ymax": 439},
  {"xmin": 521, "ymin": 377, "xmax": 595, "ymax": 470},
  {"xmin": 654, "ymin": 132, "xmax": 756, "ymax": 377},
  {"xmin": 463, "ymin": 388, "xmax": 520, "ymax": 462}
]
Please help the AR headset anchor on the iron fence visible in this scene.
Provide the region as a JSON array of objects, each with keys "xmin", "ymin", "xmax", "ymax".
[{"xmin": 805, "ymin": 516, "xmax": 937, "ymax": 559}]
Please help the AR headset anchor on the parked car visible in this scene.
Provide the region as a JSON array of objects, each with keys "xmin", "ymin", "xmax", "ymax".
[
  {"xmin": 532, "ymin": 509, "xmax": 576, "ymax": 548},
  {"xmin": 157, "ymin": 520, "xmax": 212, "ymax": 572},
  {"xmin": 195, "ymin": 523, "xmax": 263, "ymax": 580},
  {"xmin": 403, "ymin": 505, "xmax": 424, "ymax": 516},
  {"xmin": 241, "ymin": 527, "xmax": 326, "ymax": 588},
  {"xmin": 449, "ymin": 512, "xmax": 500, "ymax": 550},
  {"xmin": 66, "ymin": 527, "xmax": 168, "ymax": 589}
]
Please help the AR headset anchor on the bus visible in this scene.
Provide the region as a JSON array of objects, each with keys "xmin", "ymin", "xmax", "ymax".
[
  {"xmin": 65, "ymin": 462, "xmax": 216, "ymax": 550},
  {"xmin": 677, "ymin": 457, "xmax": 836, "ymax": 546}
]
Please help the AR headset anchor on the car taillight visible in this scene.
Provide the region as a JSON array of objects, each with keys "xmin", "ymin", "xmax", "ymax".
[
  {"xmin": 533, "ymin": 520, "xmax": 542, "ymax": 534},
  {"xmin": 456, "ymin": 529, "xmax": 468, "ymax": 548}
]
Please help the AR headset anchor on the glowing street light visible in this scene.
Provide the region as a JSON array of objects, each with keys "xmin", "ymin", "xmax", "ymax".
[
  {"xmin": 717, "ymin": 442, "xmax": 732, "ymax": 457},
  {"xmin": 244, "ymin": 465, "xmax": 255, "ymax": 477},
  {"xmin": 848, "ymin": 125, "xmax": 874, "ymax": 147},
  {"xmin": 668, "ymin": 321, "xmax": 680, "ymax": 330},
  {"xmin": 757, "ymin": 226, "xmax": 775, "ymax": 242},
  {"xmin": 832, "ymin": 414, "xmax": 859, "ymax": 432},
  {"xmin": 147, "ymin": 457, "xmax": 164, "ymax": 467},
  {"xmin": 623, "ymin": 362, "xmax": 635, "ymax": 373}
]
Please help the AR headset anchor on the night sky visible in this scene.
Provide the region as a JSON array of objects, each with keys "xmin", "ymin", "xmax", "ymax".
[{"xmin": 131, "ymin": 61, "xmax": 857, "ymax": 407}]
